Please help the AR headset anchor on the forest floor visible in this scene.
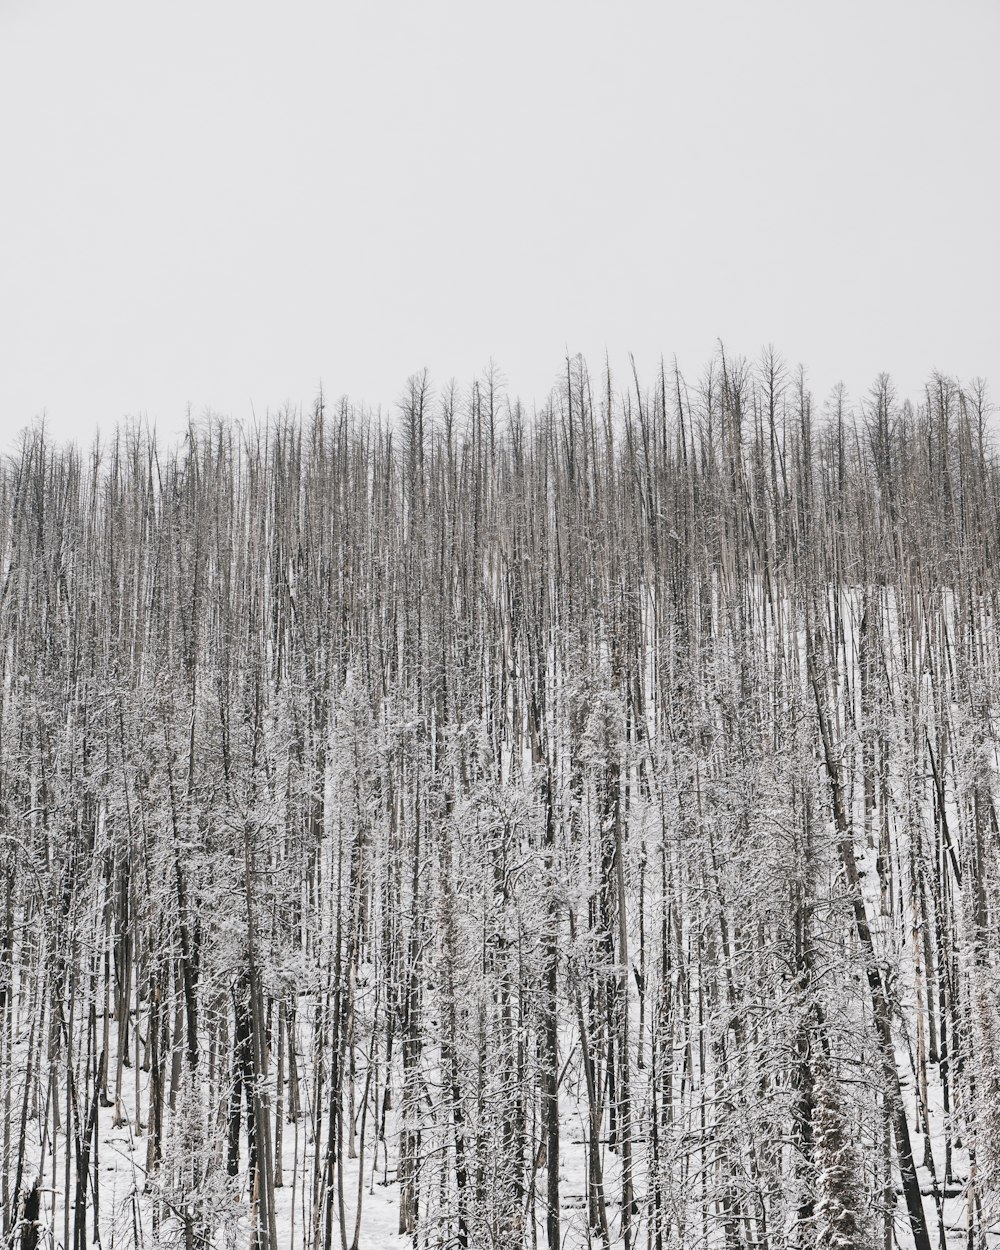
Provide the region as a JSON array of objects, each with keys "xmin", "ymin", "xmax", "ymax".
[
  {"xmin": 10, "ymin": 781, "xmax": 998, "ymax": 1248},
  {"xmin": 14, "ymin": 1031, "xmax": 615, "ymax": 1249},
  {"xmin": 14, "ymin": 1019, "xmax": 1000, "ymax": 1250}
]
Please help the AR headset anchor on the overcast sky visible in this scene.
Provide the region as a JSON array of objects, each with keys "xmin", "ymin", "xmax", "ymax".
[{"xmin": 2, "ymin": 0, "xmax": 997, "ymax": 450}]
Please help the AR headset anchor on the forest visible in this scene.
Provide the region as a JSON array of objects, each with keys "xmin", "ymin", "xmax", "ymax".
[{"xmin": 1, "ymin": 350, "xmax": 999, "ymax": 1250}]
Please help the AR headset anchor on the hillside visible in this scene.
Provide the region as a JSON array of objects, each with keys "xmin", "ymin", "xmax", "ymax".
[{"xmin": 2, "ymin": 355, "xmax": 998, "ymax": 1249}]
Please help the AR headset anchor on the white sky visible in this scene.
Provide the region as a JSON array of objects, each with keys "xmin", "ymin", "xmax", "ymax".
[{"xmin": 1, "ymin": 0, "xmax": 998, "ymax": 450}]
